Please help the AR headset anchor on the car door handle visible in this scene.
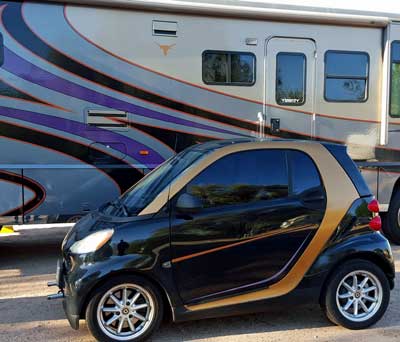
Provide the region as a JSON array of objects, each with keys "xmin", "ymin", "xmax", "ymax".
[{"xmin": 176, "ymin": 213, "xmax": 194, "ymax": 220}]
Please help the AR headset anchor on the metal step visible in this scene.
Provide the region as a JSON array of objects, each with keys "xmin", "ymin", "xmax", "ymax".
[{"xmin": 47, "ymin": 292, "xmax": 64, "ymax": 300}]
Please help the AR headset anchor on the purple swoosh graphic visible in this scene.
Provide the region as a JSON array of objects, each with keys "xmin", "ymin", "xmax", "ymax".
[
  {"xmin": 0, "ymin": 105, "xmax": 164, "ymax": 166},
  {"xmin": 2, "ymin": 47, "xmax": 237, "ymax": 137}
]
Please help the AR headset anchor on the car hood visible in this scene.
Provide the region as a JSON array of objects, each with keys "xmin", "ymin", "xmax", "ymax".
[{"xmin": 61, "ymin": 210, "xmax": 150, "ymax": 252}]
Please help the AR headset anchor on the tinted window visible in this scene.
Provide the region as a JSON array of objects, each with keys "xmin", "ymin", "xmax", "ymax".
[
  {"xmin": 112, "ymin": 145, "xmax": 212, "ymax": 216},
  {"xmin": 202, "ymin": 51, "xmax": 255, "ymax": 86},
  {"xmin": 186, "ymin": 150, "xmax": 288, "ymax": 208},
  {"xmin": 289, "ymin": 151, "xmax": 323, "ymax": 195},
  {"xmin": 390, "ymin": 41, "xmax": 400, "ymax": 117},
  {"xmin": 324, "ymin": 51, "xmax": 369, "ymax": 102},
  {"xmin": 276, "ymin": 53, "xmax": 306, "ymax": 106}
]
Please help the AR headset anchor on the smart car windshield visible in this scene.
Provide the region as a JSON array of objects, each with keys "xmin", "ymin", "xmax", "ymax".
[{"xmin": 101, "ymin": 145, "xmax": 212, "ymax": 216}]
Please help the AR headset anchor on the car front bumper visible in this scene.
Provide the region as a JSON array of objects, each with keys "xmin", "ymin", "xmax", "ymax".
[{"xmin": 48, "ymin": 258, "xmax": 82, "ymax": 330}]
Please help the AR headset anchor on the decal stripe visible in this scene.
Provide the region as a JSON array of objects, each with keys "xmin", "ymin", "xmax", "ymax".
[
  {"xmin": 172, "ymin": 225, "xmax": 313, "ymax": 264},
  {"xmin": 0, "ymin": 79, "xmax": 44, "ymax": 103},
  {"xmin": 127, "ymin": 121, "xmax": 213, "ymax": 152},
  {"xmin": 4, "ymin": 2, "xmax": 257, "ymax": 132},
  {"xmin": 2, "ymin": 47, "xmax": 234, "ymax": 137},
  {"xmin": 0, "ymin": 169, "xmax": 46, "ymax": 216},
  {"xmin": 0, "ymin": 105, "xmax": 165, "ymax": 167},
  {"xmin": 0, "ymin": 74, "xmax": 70, "ymax": 112},
  {"xmin": 0, "ymin": 119, "xmax": 143, "ymax": 193}
]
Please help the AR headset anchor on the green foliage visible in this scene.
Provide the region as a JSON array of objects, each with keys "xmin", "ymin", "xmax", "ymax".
[{"xmin": 391, "ymin": 63, "xmax": 400, "ymax": 117}]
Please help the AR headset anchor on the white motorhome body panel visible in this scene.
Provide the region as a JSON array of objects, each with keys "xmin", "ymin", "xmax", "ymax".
[
  {"xmin": 66, "ymin": 6, "xmax": 382, "ymax": 152},
  {"xmin": 48, "ymin": 0, "xmax": 396, "ymax": 26}
]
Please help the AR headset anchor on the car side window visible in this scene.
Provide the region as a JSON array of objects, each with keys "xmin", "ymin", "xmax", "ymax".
[
  {"xmin": 185, "ymin": 149, "xmax": 289, "ymax": 208},
  {"xmin": 288, "ymin": 150, "xmax": 325, "ymax": 199}
]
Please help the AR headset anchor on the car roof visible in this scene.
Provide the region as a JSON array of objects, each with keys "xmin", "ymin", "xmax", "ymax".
[{"xmin": 190, "ymin": 138, "xmax": 346, "ymax": 154}]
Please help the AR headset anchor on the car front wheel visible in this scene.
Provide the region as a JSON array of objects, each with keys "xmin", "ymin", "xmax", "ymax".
[
  {"xmin": 86, "ymin": 275, "xmax": 163, "ymax": 342},
  {"xmin": 322, "ymin": 259, "xmax": 390, "ymax": 329}
]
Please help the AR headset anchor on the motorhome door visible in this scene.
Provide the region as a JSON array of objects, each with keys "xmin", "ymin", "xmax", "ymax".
[
  {"xmin": 389, "ymin": 24, "xmax": 400, "ymax": 142},
  {"xmin": 265, "ymin": 37, "xmax": 316, "ymax": 138}
]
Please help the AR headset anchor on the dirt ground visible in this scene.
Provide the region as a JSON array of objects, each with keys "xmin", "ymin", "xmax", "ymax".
[{"xmin": 0, "ymin": 226, "xmax": 399, "ymax": 342}]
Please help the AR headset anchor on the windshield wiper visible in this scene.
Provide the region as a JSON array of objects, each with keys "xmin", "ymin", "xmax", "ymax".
[{"xmin": 110, "ymin": 199, "xmax": 130, "ymax": 217}]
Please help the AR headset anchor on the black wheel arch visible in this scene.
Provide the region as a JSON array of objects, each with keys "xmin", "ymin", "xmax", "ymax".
[
  {"xmin": 318, "ymin": 250, "xmax": 395, "ymax": 306},
  {"xmin": 78, "ymin": 269, "xmax": 175, "ymax": 322}
]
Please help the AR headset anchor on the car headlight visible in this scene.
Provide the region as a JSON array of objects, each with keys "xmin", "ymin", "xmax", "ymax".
[{"xmin": 70, "ymin": 229, "xmax": 114, "ymax": 254}]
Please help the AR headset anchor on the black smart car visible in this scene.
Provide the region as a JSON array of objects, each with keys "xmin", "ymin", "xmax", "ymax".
[{"xmin": 50, "ymin": 139, "xmax": 395, "ymax": 342}]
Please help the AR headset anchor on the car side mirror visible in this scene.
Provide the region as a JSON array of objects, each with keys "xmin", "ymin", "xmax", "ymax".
[{"xmin": 175, "ymin": 193, "xmax": 203, "ymax": 214}]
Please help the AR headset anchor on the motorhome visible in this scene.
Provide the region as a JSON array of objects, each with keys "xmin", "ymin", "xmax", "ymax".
[{"xmin": 1, "ymin": 0, "xmax": 400, "ymax": 241}]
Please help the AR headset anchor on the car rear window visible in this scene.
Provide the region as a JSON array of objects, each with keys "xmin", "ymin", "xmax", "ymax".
[{"xmin": 288, "ymin": 150, "xmax": 324, "ymax": 196}]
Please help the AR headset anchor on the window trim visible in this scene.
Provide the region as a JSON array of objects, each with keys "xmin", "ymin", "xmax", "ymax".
[
  {"xmin": 324, "ymin": 50, "xmax": 370, "ymax": 103},
  {"xmin": 202, "ymin": 50, "xmax": 256, "ymax": 87},
  {"xmin": 275, "ymin": 52, "xmax": 307, "ymax": 107},
  {"xmin": 389, "ymin": 40, "xmax": 400, "ymax": 118}
]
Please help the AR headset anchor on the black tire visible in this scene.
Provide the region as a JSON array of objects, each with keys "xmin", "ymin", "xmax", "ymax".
[
  {"xmin": 86, "ymin": 275, "xmax": 164, "ymax": 342},
  {"xmin": 383, "ymin": 190, "xmax": 400, "ymax": 245},
  {"xmin": 322, "ymin": 259, "xmax": 390, "ymax": 330}
]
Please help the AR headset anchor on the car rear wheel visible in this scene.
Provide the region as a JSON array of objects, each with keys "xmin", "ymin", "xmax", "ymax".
[
  {"xmin": 382, "ymin": 190, "xmax": 400, "ymax": 245},
  {"xmin": 86, "ymin": 275, "xmax": 163, "ymax": 342},
  {"xmin": 322, "ymin": 259, "xmax": 390, "ymax": 329}
]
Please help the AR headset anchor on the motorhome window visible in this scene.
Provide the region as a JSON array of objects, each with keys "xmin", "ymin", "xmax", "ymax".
[
  {"xmin": 202, "ymin": 51, "xmax": 255, "ymax": 86},
  {"xmin": 390, "ymin": 41, "xmax": 400, "ymax": 117},
  {"xmin": 324, "ymin": 51, "xmax": 369, "ymax": 102},
  {"xmin": 276, "ymin": 53, "xmax": 306, "ymax": 106}
]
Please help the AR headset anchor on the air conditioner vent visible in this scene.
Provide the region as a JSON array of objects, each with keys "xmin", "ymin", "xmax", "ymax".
[
  {"xmin": 153, "ymin": 20, "xmax": 177, "ymax": 37},
  {"xmin": 87, "ymin": 110, "xmax": 127, "ymax": 130}
]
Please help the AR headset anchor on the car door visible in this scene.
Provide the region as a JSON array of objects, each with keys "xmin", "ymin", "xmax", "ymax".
[{"xmin": 170, "ymin": 148, "xmax": 326, "ymax": 304}]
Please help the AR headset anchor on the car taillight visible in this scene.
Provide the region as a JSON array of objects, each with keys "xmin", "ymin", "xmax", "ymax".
[
  {"xmin": 367, "ymin": 199, "xmax": 380, "ymax": 213},
  {"xmin": 367, "ymin": 199, "xmax": 381, "ymax": 231},
  {"xmin": 369, "ymin": 216, "xmax": 382, "ymax": 231}
]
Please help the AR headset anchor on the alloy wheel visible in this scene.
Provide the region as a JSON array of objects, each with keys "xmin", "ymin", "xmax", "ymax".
[
  {"xmin": 97, "ymin": 283, "xmax": 155, "ymax": 341},
  {"xmin": 336, "ymin": 270, "xmax": 383, "ymax": 322}
]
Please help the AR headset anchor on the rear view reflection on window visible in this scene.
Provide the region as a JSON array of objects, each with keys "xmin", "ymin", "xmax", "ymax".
[
  {"xmin": 276, "ymin": 53, "xmax": 306, "ymax": 106},
  {"xmin": 202, "ymin": 50, "xmax": 255, "ymax": 86},
  {"xmin": 186, "ymin": 149, "xmax": 288, "ymax": 208}
]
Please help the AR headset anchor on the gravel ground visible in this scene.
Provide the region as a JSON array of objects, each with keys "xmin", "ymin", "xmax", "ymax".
[{"xmin": 0, "ymin": 226, "xmax": 399, "ymax": 342}]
